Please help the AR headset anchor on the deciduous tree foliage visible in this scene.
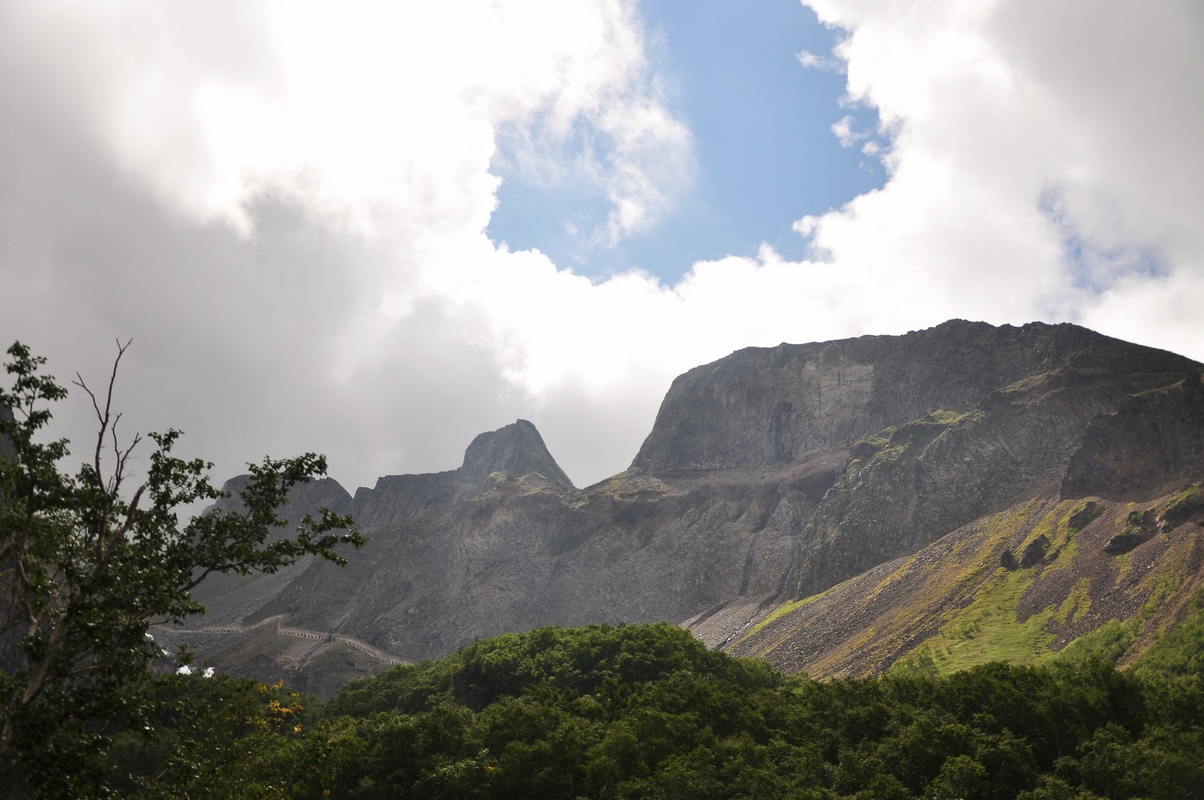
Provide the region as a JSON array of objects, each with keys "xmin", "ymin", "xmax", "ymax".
[
  {"xmin": 125, "ymin": 620, "xmax": 1204, "ymax": 799},
  {"xmin": 0, "ymin": 609, "xmax": 1184, "ymax": 799},
  {"xmin": 0, "ymin": 341, "xmax": 363, "ymax": 797}
]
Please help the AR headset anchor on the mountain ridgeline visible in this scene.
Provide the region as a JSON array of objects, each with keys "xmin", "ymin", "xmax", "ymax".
[{"xmin": 174, "ymin": 321, "xmax": 1204, "ymax": 693}]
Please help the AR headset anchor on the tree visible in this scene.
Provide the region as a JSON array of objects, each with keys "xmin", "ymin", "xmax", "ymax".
[{"xmin": 0, "ymin": 340, "xmax": 364, "ymax": 796}]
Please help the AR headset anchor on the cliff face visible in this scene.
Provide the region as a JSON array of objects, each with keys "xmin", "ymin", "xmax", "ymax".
[
  {"xmin": 631, "ymin": 320, "xmax": 1197, "ymax": 602},
  {"xmin": 247, "ymin": 458, "xmax": 840, "ymax": 660},
  {"xmin": 1062, "ymin": 374, "xmax": 1204, "ymax": 499},
  {"xmin": 787, "ymin": 365, "xmax": 1194, "ymax": 601},
  {"xmin": 190, "ymin": 474, "xmax": 355, "ymax": 611},
  {"xmin": 179, "ymin": 321, "xmax": 1204, "ymax": 693},
  {"xmin": 630, "ymin": 320, "xmax": 1187, "ymax": 473}
]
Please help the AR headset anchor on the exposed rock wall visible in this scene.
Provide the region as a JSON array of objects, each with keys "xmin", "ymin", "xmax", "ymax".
[
  {"xmin": 251, "ymin": 455, "xmax": 841, "ymax": 660},
  {"xmin": 1063, "ymin": 374, "xmax": 1204, "ymax": 499},
  {"xmin": 351, "ymin": 419, "xmax": 573, "ymax": 531},
  {"xmin": 630, "ymin": 321, "xmax": 1193, "ymax": 474},
  {"xmin": 790, "ymin": 365, "xmax": 1197, "ymax": 598}
]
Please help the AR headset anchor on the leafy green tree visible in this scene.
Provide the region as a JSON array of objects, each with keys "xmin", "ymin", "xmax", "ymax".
[
  {"xmin": 924, "ymin": 754, "xmax": 988, "ymax": 800},
  {"xmin": 0, "ymin": 340, "xmax": 363, "ymax": 797},
  {"xmin": 111, "ymin": 618, "xmax": 1203, "ymax": 800},
  {"xmin": 108, "ymin": 674, "xmax": 319, "ymax": 799}
]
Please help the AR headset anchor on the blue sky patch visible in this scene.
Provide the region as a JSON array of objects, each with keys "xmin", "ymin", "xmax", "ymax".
[{"xmin": 487, "ymin": 0, "xmax": 888, "ymax": 283}]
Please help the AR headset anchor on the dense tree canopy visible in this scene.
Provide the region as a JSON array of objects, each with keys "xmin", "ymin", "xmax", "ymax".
[{"xmin": 101, "ymin": 620, "xmax": 1204, "ymax": 799}]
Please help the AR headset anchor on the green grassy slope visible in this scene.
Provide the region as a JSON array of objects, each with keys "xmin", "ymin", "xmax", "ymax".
[{"xmin": 729, "ymin": 483, "xmax": 1204, "ymax": 678}]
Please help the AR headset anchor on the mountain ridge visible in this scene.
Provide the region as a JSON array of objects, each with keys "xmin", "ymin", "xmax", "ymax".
[{"xmin": 173, "ymin": 320, "xmax": 1204, "ymax": 695}]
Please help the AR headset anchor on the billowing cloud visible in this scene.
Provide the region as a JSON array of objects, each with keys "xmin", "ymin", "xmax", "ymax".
[
  {"xmin": 0, "ymin": 0, "xmax": 695, "ymax": 488},
  {"xmin": 2, "ymin": 1, "xmax": 688, "ymax": 239},
  {"xmin": 1, "ymin": 0, "xmax": 1202, "ymax": 495},
  {"xmin": 796, "ymin": 0, "xmax": 1204, "ymax": 352}
]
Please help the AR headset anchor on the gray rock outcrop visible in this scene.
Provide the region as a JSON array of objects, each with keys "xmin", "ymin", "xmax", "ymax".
[
  {"xmin": 631, "ymin": 320, "xmax": 1193, "ymax": 473},
  {"xmin": 350, "ymin": 419, "xmax": 572, "ymax": 531}
]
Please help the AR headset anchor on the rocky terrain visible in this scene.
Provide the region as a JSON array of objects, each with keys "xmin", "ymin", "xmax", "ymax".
[
  {"xmin": 169, "ymin": 320, "xmax": 1204, "ymax": 694},
  {"xmin": 726, "ymin": 485, "xmax": 1204, "ymax": 676}
]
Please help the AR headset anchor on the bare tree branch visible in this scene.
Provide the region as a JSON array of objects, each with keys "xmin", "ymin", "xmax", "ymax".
[{"xmin": 73, "ymin": 338, "xmax": 133, "ymax": 494}]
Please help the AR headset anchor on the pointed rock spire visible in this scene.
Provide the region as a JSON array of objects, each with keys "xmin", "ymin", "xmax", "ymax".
[{"xmin": 460, "ymin": 419, "xmax": 574, "ymax": 489}]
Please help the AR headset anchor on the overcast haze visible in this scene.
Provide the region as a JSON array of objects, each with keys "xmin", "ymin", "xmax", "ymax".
[{"xmin": 3, "ymin": 0, "xmax": 1203, "ymax": 493}]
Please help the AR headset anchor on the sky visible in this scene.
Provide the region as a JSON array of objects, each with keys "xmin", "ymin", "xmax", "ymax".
[{"xmin": 2, "ymin": 0, "xmax": 1203, "ymax": 494}]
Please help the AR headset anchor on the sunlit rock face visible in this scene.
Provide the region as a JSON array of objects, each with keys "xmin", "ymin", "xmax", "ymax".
[
  {"xmin": 183, "ymin": 320, "xmax": 1204, "ymax": 692},
  {"xmin": 630, "ymin": 319, "xmax": 1171, "ymax": 473}
]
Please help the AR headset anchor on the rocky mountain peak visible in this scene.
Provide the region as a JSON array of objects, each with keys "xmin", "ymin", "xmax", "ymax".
[
  {"xmin": 630, "ymin": 320, "xmax": 1198, "ymax": 475},
  {"xmin": 192, "ymin": 475, "xmax": 354, "ymax": 605},
  {"xmin": 459, "ymin": 419, "xmax": 574, "ymax": 489},
  {"xmin": 207, "ymin": 474, "xmax": 353, "ymax": 522},
  {"xmin": 351, "ymin": 419, "xmax": 572, "ymax": 531}
]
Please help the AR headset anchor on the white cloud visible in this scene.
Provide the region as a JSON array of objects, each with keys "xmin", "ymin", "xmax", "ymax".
[
  {"xmin": 1, "ymin": 0, "xmax": 688, "ymax": 246},
  {"xmin": 797, "ymin": 49, "xmax": 842, "ymax": 72},
  {"xmin": 1, "ymin": 0, "xmax": 1202, "ymax": 496},
  {"xmin": 830, "ymin": 115, "xmax": 861, "ymax": 148},
  {"xmin": 790, "ymin": 0, "xmax": 1204, "ymax": 351},
  {"xmin": 0, "ymin": 0, "xmax": 695, "ymax": 488}
]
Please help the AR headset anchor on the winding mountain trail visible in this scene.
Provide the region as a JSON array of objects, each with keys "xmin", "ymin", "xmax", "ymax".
[{"xmin": 162, "ymin": 615, "xmax": 407, "ymax": 666}]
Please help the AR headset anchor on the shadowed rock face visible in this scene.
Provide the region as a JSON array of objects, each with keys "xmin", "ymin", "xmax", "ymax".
[
  {"xmin": 1062, "ymin": 374, "xmax": 1204, "ymax": 499},
  {"xmin": 631, "ymin": 320, "xmax": 1194, "ymax": 474},
  {"xmin": 184, "ymin": 321, "xmax": 1204, "ymax": 690},
  {"xmin": 204, "ymin": 474, "xmax": 355, "ymax": 525},
  {"xmin": 350, "ymin": 419, "xmax": 572, "ymax": 531},
  {"xmin": 787, "ymin": 364, "xmax": 1198, "ymax": 600},
  {"xmin": 252, "ymin": 458, "xmax": 838, "ymax": 662},
  {"xmin": 191, "ymin": 475, "xmax": 355, "ymax": 607}
]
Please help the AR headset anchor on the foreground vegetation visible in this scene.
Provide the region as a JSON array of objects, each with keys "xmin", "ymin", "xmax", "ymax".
[
  {"xmin": 0, "ymin": 342, "xmax": 361, "ymax": 798},
  {"xmin": 91, "ymin": 619, "xmax": 1202, "ymax": 799}
]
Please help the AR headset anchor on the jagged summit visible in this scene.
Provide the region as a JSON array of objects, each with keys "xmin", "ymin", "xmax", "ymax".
[
  {"xmin": 459, "ymin": 419, "xmax": 574, "ymax": 489},
  {"xmin": 197, "ymin": 419, "xmax": 573, "ymax": 536},
  {"xmin": 209, "ymin": 474, "xmax": 354, "ymax": 520},
  {"xmin": 351, "ymin": 419, "xmax": 572, "ymax": 530},
  {"xmin": 191, "ymin": 475, "xmax": 355, "ymax": 607},
  {"xmin": 631, "ymin": 320, "xmax": 1197, "ymax": 474}
]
